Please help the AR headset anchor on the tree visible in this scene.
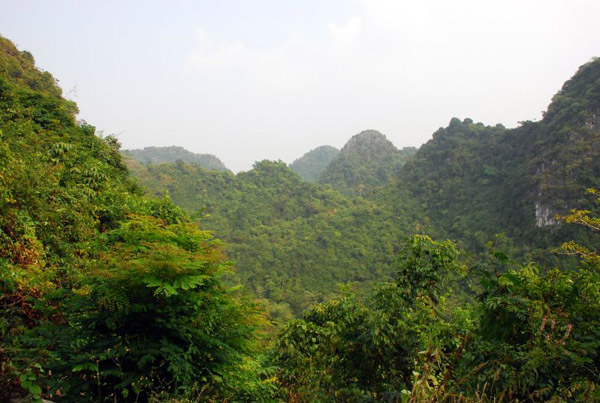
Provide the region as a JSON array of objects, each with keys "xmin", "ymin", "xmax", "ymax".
[
  {"xmin": 46, "ymin": 213, "xmax": 266, "ymax": 401},
  {"xmin": 451, "ymin": 190, "xmax": 600, "ymax": 401},
  {"xmin": 274, "ymin": 235, "xmax": 465, "ymax": 401}
]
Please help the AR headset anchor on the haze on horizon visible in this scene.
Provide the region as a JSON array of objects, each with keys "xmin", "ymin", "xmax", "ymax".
[{"xmin": 1, "ymin": 0, "xmax": 599, "ymax": 172}]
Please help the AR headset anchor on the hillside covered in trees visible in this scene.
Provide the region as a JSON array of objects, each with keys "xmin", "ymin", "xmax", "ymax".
[
  {"xmin": 2, "ymin": 36, "xmax": 600, "ymax": 402},
  {"xmin": 289, "ymin": 145, "xmax": 339, "ymax": 182},
  {"xmin": 396, "ymin": 57, "xmax": 600, "ymax": 253},
  {"xmin": 127, "ymin": 158, "xmax": 424, "ymax": 318},
  {"xmin": 318, "ymin": 130, "xmax": 417, "ymax": 196},
  {"xmin": 0, "ymin": 36, "xmax": 269, "ymax": 402}
]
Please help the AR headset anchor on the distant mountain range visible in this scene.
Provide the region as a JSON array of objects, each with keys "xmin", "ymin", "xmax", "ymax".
[{"xmin": 122, "ymin": 146, "xmax": 228, "ymax": 171}]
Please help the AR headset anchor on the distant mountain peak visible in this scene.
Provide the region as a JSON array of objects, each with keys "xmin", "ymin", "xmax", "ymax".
[
  {"xmin": 122, "ymin": 146, "xmax": 228, "ymax": 171},
  {"xmin": 289, "ymin": 145, "xmax": 340, "ymax": 182},
  {"xmin": 348, "ymin": 129, "xmax": 388, "ymax": 141},
  {"xmin": 339, "ymin": 130, "xmax": 398, "ymax": 159},
  {"xmin": 319, "ymin": 130, "xmax": 416, "ymax": 195},
  {"xmin": 543, "ymin": 57, "xmax": 600, "ymax": 130}
]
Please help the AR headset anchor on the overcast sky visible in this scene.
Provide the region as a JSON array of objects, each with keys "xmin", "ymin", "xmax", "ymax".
[{"xmin": 2, "ymin": 0, "xmax": 599, "ymax": 171}]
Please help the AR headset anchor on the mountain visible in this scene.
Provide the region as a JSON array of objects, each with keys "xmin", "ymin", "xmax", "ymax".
[
  {"xmin": 319, "ymin": 130, "xmax": 416, "ymax": 195},
  {"xmin": 394, "ymin": 58, "xmax": 600, "ymax": 254},
  {"xmin": 289, "ymin": 145, "xmax": 339, "ymax": 182},
  {"xmin": 122, "ymin": 145, "xmax": 228, "ymax": 171}
]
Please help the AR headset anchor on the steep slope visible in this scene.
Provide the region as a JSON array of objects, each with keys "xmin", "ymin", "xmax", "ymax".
[
  {"xmin": 289, "ymin": 145, "xmax": 339, "ymax": 182},
  {"xmin": 319, "ymin": 130, "xmax": 416, "ymax": 196},
  {"xmin": 0, "ymin": 36, "xmax": 264, "ymax": 401},
  {"xmin": 527, "ymin": 57, "xmax": 600, "ymax": 216},
  {"xmin": 123, "ymin": 145, "xmax": 228, "ymax": 171},
  {"xmin": 394, "ymin": 58, "xmax": 600, "ymax": 253},
  {"xmin": 0, "ymin": 36, "xmax": 134, "ymax": 263}
]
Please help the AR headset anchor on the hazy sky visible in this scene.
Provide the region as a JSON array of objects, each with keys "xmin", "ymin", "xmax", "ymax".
[{"xmin": 2, "ymin": 0, "xmax": 599, "ymax": 171}]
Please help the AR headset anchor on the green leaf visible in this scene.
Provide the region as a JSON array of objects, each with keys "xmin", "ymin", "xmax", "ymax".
[{"xmin": 28, "ymin": 384, "xmax": 42, "ymax": 395}]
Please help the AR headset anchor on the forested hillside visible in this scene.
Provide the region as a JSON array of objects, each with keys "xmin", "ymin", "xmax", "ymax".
[
  {"xmin": 123, "ymin": 145, "xmax": 228, "ymax": 171},
  {"xmin": 0, "ymin": 36, "xmax": 270, "ymax": 402},
  {"xmin": 289, "ymin": 145, "xmax": 339, "ymax": 182},
  {"xmin": 127, "ymin": 159, "xmax": 424, "ymax": 318},
  {"xmin": 395, "ymin": 58, "xmax": 600, "ymax": 255},
  {"xmin": 2, "ymin": 36, "xmax": 600, "ymax": 402},
  {"xmin": 319, "ymin": 130, "xmax": 417, "ymax": 196}
]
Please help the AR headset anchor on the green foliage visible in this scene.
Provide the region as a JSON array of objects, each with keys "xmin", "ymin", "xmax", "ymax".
[
  {"xmin": 556, "ymin": 188, "xmax": 600, "ymax": 265},
  {"xmin": 18, "ymin": 365, "xmax": 44, "ymax": 403},
  {"xmin": 42, "ymin": 214, "xmax": 265, "ymax": 401},
  {"xmin": 457, "ymin": 263, "xmax": 600, "ymax": 400},
  {"xmin": 129, "ymin": 158, "xmax": 425, "ymax": 316},
  {"xmin": 274, "ymin": 201, "xmax": 600, "ymax": 401},
  {"xmin": 544, "ymin": 57, "xmax": 600, "ymax": 131},
  {"xmin": 128, "ymin": 58, "xmax": 600, "ymax": 324},
  {"xmin": 396, "ymin": 235, "xmax": 461, "ymax": 304},
  {"xmin": 398, "ymin": 118, "xmax": 523, "ymax": 252},
  {"xmin": 0, "ymin": 35, "xmax": 135, "ymax": 398},
  {"xmin": 275, "ymin": 294, "xmax": 372, "ymax": 401},
  {"xmin": 274, "ymin": 236, "xmax": 466, "ymax": 401},
  {"xmin": 407, "ymin": 192, "xmax": 600, "ymax": 401}
]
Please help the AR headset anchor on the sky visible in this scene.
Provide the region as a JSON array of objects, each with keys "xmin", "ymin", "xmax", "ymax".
[{"xmin": 1, "ymin": 0, "xmax": 600, "ymax": 172}]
